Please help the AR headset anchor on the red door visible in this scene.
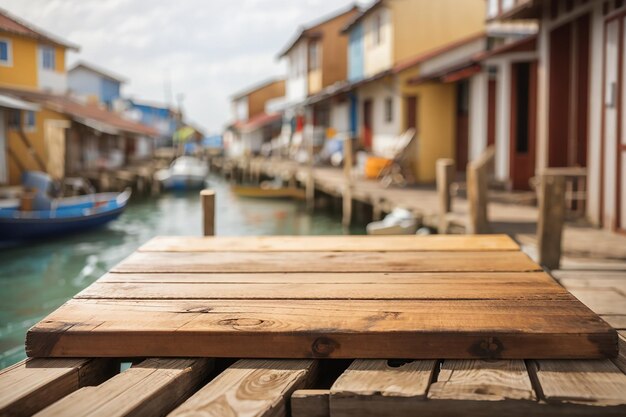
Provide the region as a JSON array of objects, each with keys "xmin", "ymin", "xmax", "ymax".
[
  {"xmin": 362, "ymin": 100, "xmax": 373, "ymax": 150},
  {"xmin": 455, "ymin": 80, "xmax": 469, "ymax": 172},
  {"xmin": 602, "ymin": 12, "xmax": 626, "ymax": 231},
  {"xmin": 487, "ymin": 78, "xmax": 497, "ymax": 147},
  {"xmin": 406, "ymin": 96, "xmax": 417, "ymax": 131},
  {"xmin": 509, "ymin": 62, "xmax": 537, "ymax": 190}
]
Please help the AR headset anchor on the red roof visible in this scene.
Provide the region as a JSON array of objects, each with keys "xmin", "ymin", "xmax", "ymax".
[
  {"xmin": 236, "ymin": 112, "xmax": 282, "ymax": 133},
  {"xmin": 0, "ymin": 86, "xmax": 157, "ymax": 137},
  {"xmin": 0, "ymin": 8, "xmax": 79, "ymax": 50}
]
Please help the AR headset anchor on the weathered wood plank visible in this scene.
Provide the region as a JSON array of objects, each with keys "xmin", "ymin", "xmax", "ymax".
[
  {"xmin": 97, "ymin": 271, "xmax": 553, "ymax": 284},
  {"xmin": 77, "ymin": 276, "xmax": 572, "ymax": 300},
  {"xmin": 330, "ymin": 359, "xmax": 436, "ymax": 417},
  {"xmin": 291, "ymin": 390, "xmax": 330, "ymax": 417},
  {"xmin": 614, "ymin": 331, "xmax": 626, "ymax": 374},
  {"xmin": 35, "ymin": 358, "xmax": 212, "ymax": 417},
  {"xmin": 139, "ymin": 235, "xmax": 520, "ymax": 252},
  {"xmin": 112, "ymin": 251, "xmax": 541, "ymax": 273},
  {"xmin": 0, "ymin": 358, "xmax": 117, "ymax": 417},
  {"xmin": 529, "ymin": 360, "xmax": 626, "ymax": 408},
  {"xmin": 26, "ymin": 298, "xmax": 616, "ymax": 359},
  {"xmin": 428, "ymin": 360, "xmax": 536, "ymax": 401},
  {"xmin": 168, "ymin": 359, "xmax": 316, "ymax": 417}
]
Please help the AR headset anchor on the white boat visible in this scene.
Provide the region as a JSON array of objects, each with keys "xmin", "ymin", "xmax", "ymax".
[
  {"xmin": 366, "ymin": 208, "xmax": 418, "ymax": 235},
  {"xmin": 155, "ymin": 156, "xmax": 208, "ymax": 190}
]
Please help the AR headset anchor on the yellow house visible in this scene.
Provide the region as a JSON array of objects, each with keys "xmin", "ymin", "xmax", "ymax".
[
  {"xmin": 0, "ymin": 8, "xmax": 79, "ymax": 185},
  {"xmin": 341, "ymin": 0, "xmax": 486, "ymax": 183}
]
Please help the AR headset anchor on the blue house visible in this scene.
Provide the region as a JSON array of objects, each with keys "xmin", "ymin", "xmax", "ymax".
[
  {"xmin": 68, "ymin": 61, "xmax": 126, "ymax": 109},
  {"xmin": 122, "ymin": 99, "xmax": 179, "ymax": 147}
]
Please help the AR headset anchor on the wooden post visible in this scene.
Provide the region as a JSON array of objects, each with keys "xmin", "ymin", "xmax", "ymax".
[
  {"xmin": 201, "ymin": 189, "xmax": 215, "ymax": 236},
  {"xmin": 342, "ymin": 136, "xmax": 353, "ymax": 229},
  {"xmin": 306, "ymin": 127, "xmax": 315, "ymax": 212},
  {"xmin": 436, "ymin": 158, "xmax": 455, "ymax": 233},
  {"xmin": 538, "ymin": 174, "xmax": 566, "ymax": 270},
  {"xmin": 467, "ymin": 146, "xmax": 495, "ymax": 234}
]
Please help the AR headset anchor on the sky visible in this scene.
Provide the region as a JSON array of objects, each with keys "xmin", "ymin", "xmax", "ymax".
[{"xmin": 0, "ymin": 0, "xmax": 364, "ymax": 134}]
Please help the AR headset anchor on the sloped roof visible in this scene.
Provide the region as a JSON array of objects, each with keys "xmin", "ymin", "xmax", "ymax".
[
  {"xmin": 278, "ymin": 4, "xmax": 359, "ymax": 58},
  {"xmin": 0, "ymin": 86, "xmax": 157, "ymax": 137},
  {"xmin": 341, "ymin": 0, "xmax": 383, "ymax": 33},
  {"xmin": 69, "ymin": 61, "xmax": 127, "ymax": 83},
  {"xmin": 231, "ymin": 78, "xmax": 285, "ymax": 101},
  {"xmin": 0, "ymin": 7, "xmax": 79, "ymax": 50},
  {"xmin": 234, "ymin": 112, "xmax": 282, "ymax": 133}
]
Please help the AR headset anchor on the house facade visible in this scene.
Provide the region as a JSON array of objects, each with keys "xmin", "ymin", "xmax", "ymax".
[
  {"xmin": 123, "ymin": 99, "xmax": 179, "ymax": 148},
  {"xmin": 68, "ymin": 61, "xmax": 126, "ymax": 109},
  {"xmin": 225, "ymin": 78, "xmax": 286, "ymax": 157},
  {"xmin": 341, "ymin": 0, "xmax": 487, "ymax": 182},
  {"xmin": 491, "ymin": 0, "xmax": 625, "ymax": 231}
]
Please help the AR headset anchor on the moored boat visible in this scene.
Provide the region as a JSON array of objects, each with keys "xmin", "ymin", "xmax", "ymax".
[
  {"xmin": 154, "ymin": 156, "xmax": 208, "ymax": 190},
  {"xmin": 0, "ymin": 172, "xmax": 131, "ymax": 242}
]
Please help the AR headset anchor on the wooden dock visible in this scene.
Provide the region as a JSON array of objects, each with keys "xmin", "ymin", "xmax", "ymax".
[{"xmin": 2, "ymin": 235, "xmax": 626, "ymax": 416}]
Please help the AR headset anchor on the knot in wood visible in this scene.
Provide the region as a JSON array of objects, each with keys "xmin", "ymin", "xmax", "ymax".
[{"xmin": 311, "ymin": 337, "xmax": 339, "ymax": 357}]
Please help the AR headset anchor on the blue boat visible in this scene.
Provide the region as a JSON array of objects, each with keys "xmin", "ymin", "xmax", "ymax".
[{"xmin": 0, "ymin": 172, "xmax": 131, "ymax": 242}]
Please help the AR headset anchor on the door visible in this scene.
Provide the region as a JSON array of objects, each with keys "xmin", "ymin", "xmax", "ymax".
[
  {"xmin": 362, "ymin": 99, "xmax": 373, "ymax": 150},
  {"xmin": 602, "ymin": 14, "xmax": 626, "ymax": 231},
  {"xmin": 548, "ymin": 14, "xmax": 591, "ymax": 168},
  {"xmin": 405, "ymin": 96, "xmax": 417, "ymax": 131},
  {"xmin": 455, "ymin": 80, "xmax": 470, "ymax": 172},
  {"xmin": 45, "ymin": 119, "xmax": 70, "ymax": 180},
  {"xmin": 487, "ymin": 78, "xmax": 497, "ymax": 147},
  {"xmin": 509, "ymin": 62, "xmax": 537, "ymax": 190}
]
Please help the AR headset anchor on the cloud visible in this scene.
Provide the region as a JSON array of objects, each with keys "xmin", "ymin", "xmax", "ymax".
[{"xmin": 0, "ymin": 0, "xmax": 361, "ymax": 133}]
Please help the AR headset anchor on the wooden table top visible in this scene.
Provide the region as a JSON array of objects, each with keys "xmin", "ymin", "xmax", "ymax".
[{"xmin": 26, "ymin": 235, "xmax": 617, "ymax": 359}]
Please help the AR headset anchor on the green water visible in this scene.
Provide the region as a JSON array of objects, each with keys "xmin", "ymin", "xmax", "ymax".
[{"xmin": 0, "ymin": 174, "xmax": 361, "ymax": 368}]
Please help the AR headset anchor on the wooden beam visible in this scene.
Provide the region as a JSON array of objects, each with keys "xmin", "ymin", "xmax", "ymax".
[
  {"xmin": 169, "ymin": 359, "xmax": 317, "ymax": 417},
  {"xmin": 36, "ymin": 358, "xmax": 212, "ymax": 417},
  {"xmin": 537, "ymin": 174, "xmax": 566, "ymax": 269},
  {"xmin": 200, "ymin": 189, "xmax": 215, "ymax": 236},
  {"xmin": 0, "ymin": 358, "xmax": 117, "ymax": 417},
  {"xmin": 291, "ymin": 389, "xmax": 330, "ymax": 417},
  {"xmin": 330, "ymin": 359, "xmax": 437, "ymax": 417}
]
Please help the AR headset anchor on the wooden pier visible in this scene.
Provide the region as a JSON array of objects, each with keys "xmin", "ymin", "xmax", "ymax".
[{"xmin": 2, "ymin": 234, "xmax": 626, "ymax": 416}]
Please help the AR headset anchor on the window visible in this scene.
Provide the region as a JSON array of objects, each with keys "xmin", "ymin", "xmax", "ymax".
[
  {"xmin": 384, "ymin": 97, "xmax": 393, "ymax": 123},
  {"xmin": 40, "ymin": 46, "xmax": 55, "ymax": 70},
  {"xmin": 372, "ymin": 13, "xmax": 383, "ymax": 46},
  {"xmin": 0, "ymin": 39, "xmax": 12, "ymax": 66},
  {"xmin": 24, "ymin": 111, "xmax": 36, "ymax": 131},
  {"xmin": 308, "ymin": 41, "xmax": 320, "ymax": 71},
  {"xmin": 8, "ymin": 110, "xmax": 20, "ymax": 129}
]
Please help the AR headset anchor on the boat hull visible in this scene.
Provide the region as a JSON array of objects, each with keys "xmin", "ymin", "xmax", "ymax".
[
  {"xmin": 161, "ymin": 175, "xmax": 207, "ymax": 190},
  {"xmin": 0, "ymin": 206, "xmax": 126, "ymax": 241}
]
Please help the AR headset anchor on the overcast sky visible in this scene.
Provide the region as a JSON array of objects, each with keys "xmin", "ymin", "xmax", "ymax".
[{"xmin": 0, "ymin": 0, "xmax": 363, "ymax": 134}]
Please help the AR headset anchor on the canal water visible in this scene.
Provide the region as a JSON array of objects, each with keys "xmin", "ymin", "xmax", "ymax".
[{"xmin": 0, "ymin": 174, "xmax": 362, "ymax": 368}]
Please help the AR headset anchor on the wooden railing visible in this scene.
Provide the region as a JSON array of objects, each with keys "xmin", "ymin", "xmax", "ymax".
[{"xmin": 466, "ymin": 146, "xmax": 495, "ymax": 234}]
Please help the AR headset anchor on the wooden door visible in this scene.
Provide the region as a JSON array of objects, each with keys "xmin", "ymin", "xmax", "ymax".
[
  {"xmin": 509, "ymin": 62, "xmax": 537, "ymax": 190},
  {"xmin": 602, "ymin": 13, "xmax": 626, "ymax": 231},
  {"xmin": 455, "ymin": 81, "xmax": 469, "ymax": 172},
  {"xmin": 405, "ymin": 96, "xmax": 417, "ymax": 131},
  {"xmin": 487, "ymin": 78, "xmax": 497, "ymax": 147},
  {"xmin": 362, "ymin": 99, "xmax": 373, "ymax": 150}
]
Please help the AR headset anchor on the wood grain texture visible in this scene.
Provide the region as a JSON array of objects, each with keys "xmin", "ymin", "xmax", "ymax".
[
  {"xmin": 330, "ymin": 360, "xmax": 436, "ymax": 417},
  {"xmin": 428, "ymin": 360, "xmax": 536, "ymax": 401},
  {"xmin": 168, "ymin": 359, "xmax": 316, "ymax": 417},
  {"xmin": 0, "ymin": 358, "xmax": 117, "ymax": 417},
  {"xmin": 35, "ymin": 358, "xmax": 212, "ymax": 417},
  {"xmin": 139, "ymin": 235, "xmax": 520, "ymax": 252},
  {"xmin": 26, "ymin": 298, "xmax": 616, "ymax": 359},
  {"xmin": 614, "ymin": 331, "xmax": 626, "ymax": 374},
  {"xmin": 529, "ymin": 360, "xmax": 626, "ymax": 407},
  {"xmin": 112, "ymin": 251, "xmax": 541, "ymax": 273},
  {"xmin": 24, "ymin": 236, "xmax": 617, "ymax": 360},
  {"xmin": 291, "ymin": 390, "xmax": 330, "ymax": 417}
]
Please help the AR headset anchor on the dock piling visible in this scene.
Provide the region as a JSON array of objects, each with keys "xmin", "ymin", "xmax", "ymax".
[
  {"xmin": 201, "ymin": 189, "xmax": 216, "ymax": 236},
  {"xmin": 538, "ymin": 174, "xmax": 566, "ymax": 270},
  {"xmin": 436, "ymin": 158, "xmax": 455, "ymax": 233}
]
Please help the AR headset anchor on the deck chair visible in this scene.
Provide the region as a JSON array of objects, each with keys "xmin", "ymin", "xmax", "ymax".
[{"xmin": 377, "ymin": 128, "xmax": 416, "ymax": 188}]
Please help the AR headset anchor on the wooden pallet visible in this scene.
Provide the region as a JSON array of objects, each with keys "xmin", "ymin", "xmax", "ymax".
[
  {"xmin": 1, "ymin": 333, "xmax": 625, "ymax": 416},
  {"xmin": 25, "ymin": 235, "xmax": 616, "ymax": 359}
]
